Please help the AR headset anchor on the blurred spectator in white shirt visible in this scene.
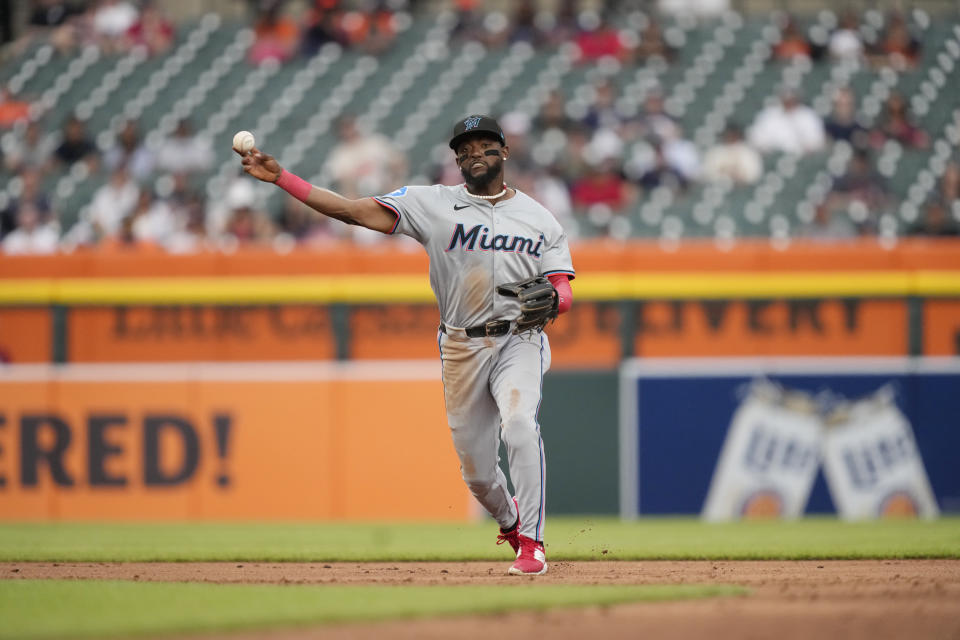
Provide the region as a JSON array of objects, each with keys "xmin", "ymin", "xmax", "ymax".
[
  {"xmin": 2, "ymin": 203, "xmax": 59, "ymax": 254},
  {"xmin": 93, "ymin": 0, "xmax": 138, "ymax": 54},
  {"xmin": 828, "ymin": 11, "xmax": 864, "ymax": 62},
  {"xmin": 164, "ymin": 195, "xmax": 209, "ymax": 254},
  {"xmin": 748, "ymin": 89, "xmax": 826, "ymax": 155},
  {"xmin": 657, "ymin": 0, "xmax": 730, "ymax": 18},
  {"xmin": 104, "ymin": 120, "xmax": 155, "ymax": 181},
  {"xmin": 802, "ymin": 202, "xmax": 857, "ymax": 241},
  {"xmin": 662, "ymin": 127, "xmax": 700, "ymax": 182},
  {"xmin": 326, "ymin": 115, "xmax": 406, "ymax": 199},
  {"xmin": 156, "ymin": 119, "xmax": 214, "ymax": 174},
  {"xmin": 88, "ymin": 164, "xmax": 139, "ymax": 239},
  {"xmin": 703, "ymin": 125, "xmax": 762, "ymax": 185},
  {"xmin": 129, "ymin": 189, "xmax": 176, "ymax": 244},
  {"xmin": 207, "ymin": 177, "xmax": 256, "ymax": 238},
  {"xmin": 534, "ymin": 168, "xmax": 576, "ymax": 234},
  {"xmin": 3, "ymin": 121, "xmax": 51, "ymax": 172}
]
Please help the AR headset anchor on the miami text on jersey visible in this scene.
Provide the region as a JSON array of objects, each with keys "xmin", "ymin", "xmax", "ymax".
[{"xmin": 446, "ymin": 223, "xmax": 543, "ymax": 257}]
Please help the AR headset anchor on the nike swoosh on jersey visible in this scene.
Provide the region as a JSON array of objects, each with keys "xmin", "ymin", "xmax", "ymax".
[{"xmin": 453, "ymin": 204, "xmax": 469, "ymax": 210}]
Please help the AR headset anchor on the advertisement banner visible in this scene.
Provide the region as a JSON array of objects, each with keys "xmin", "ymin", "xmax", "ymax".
[
  {"xmin": 633, "ymin": 300, "xmax": 907, "ymax": 357},
  {"xmin": 821, "ymin": 389, "xmax": 940, "ymax": 520},
  {"xmin": 68, "ymin": 306, "xmax": 337, "ymax": 362},
  {"xmin": 0, "ymin": 362, "xmax": 469, "ymax": 521},
  {"xmin": 2, "ymin": 299, "xmax": 934, "ymax": 366},
  {"xmin": 620, "ymin": 357, "xmax": 960, "ymax": 517},
  {"xmin": 702, "ymin": 383, "xmax": 822, "ymax": 521}
]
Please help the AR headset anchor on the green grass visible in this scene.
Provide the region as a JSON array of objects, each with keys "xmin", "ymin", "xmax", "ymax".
[
  {"xmin": 0, "ymin": 516, "xmax": 958, "ymax": 562},
  {"xmin": 0, "ymin": 580, "xmax": 745, "ymax": 639}
]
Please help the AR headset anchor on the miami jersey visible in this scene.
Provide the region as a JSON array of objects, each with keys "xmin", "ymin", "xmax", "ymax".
[{"xmin": 374, "ymin": 184, "xmax": 575, "ymax": 329}]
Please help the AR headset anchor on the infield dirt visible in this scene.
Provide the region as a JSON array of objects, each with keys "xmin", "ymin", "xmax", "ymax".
[{"xmin": 4, "ymin": 559, "xmax": 959, "ymax": 639}]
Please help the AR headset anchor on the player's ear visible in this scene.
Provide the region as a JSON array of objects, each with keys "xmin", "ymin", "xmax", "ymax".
[{"xmin": 501, "ymin": 144, "xmax": 510, "ymax": 161}]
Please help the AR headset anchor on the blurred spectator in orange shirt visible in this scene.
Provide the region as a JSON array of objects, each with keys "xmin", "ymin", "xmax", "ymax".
[
  {"xmin": 871, "ymin": 11, "xmax": 921, "ymax": 69},
  {"xmin": 249, "ymin": 6, "xmax": 299, "ymax": 64},
  {"xmin": 773, "ymin": 15, "xmax": 812, "ymax": 61},
  {"xmin": 0, "ymin": 87, "xmax": 30, "ymax": 129},
  {"xmin": 338, "ymin": 1, "xmax": 397, "ymax": 55}
]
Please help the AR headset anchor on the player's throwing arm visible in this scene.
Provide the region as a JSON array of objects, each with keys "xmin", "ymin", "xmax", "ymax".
[{"xmin": 233, "ymin": 131, "xmax": 396, "ymax": 233}]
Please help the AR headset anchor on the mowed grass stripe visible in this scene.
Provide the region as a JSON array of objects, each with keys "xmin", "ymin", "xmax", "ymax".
[
  {"xmin": 0, "ymin": 517, "xmax": 958, "ymax": 562},
  {"xmin": 0, "ymin": 580, "xmax": 745, "ymax": 639}
]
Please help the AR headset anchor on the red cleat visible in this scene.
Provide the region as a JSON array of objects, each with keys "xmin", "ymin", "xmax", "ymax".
[{"xmin": 509, "ymin": 535, "xmax": 547, "ymax": 576}]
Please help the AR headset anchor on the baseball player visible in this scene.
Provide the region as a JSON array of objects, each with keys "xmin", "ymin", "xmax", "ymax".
[{"xmin": 237, "ymin": 115, "xmax": 574, "ymax": 576}]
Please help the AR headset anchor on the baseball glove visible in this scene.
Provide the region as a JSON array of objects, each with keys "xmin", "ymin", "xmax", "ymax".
[{"xmin": 497, "ymin": 276, "xmax": 558, "ymax": 334}]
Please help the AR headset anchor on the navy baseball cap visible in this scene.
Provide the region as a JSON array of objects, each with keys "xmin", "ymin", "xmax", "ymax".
[{"xmin": 449, "ymin": 115, "xmax": 506, "ymax": 150}]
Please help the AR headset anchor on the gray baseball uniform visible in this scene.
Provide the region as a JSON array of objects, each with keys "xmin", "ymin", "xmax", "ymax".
[{"xmin": 373, "ymin": 183, "xmax": 575, "ymax": 542}]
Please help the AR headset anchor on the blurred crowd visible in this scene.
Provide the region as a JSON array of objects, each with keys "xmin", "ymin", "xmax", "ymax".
[{"xmin": 0, "ymin": 1, "xmax": 958, "ymax": 255}]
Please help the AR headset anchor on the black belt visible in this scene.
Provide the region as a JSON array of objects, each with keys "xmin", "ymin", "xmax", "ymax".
[{"xmin": 439, "ymin": 320, "xmax": 511, "ymax": 338}]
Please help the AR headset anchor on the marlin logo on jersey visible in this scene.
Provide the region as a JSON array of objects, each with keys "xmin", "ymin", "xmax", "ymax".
[
  {"xmin": 446, "ymin": 223, "xmax": 543, "ymax": 257},
  {"xmin": 463, "ymin": 116, "xmax": 482, "ymax": 131}
]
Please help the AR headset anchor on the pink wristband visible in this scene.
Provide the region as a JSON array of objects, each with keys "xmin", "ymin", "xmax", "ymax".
[{"xmin": 274, "ymin": 169, "xmax": 312, "ymax": 202}]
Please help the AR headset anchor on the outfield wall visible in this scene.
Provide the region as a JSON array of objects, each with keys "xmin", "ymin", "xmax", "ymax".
[
  {"xmin": 1, "ymin": 239, "xmax": 959, "ymax": 365},
  {"xmin": 0, "ymin": 362, "xmax": 472, "ymax": 521}
]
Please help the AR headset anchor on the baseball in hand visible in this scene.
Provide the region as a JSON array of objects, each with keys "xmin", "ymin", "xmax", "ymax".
[{"xmin": 233, "ymin": 130, "xmax": 255, "ymax": 154}]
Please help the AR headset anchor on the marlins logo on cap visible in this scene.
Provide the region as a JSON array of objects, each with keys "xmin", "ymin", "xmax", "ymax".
[{"xmin": 449, "ymin": 115, "xmax": 506, "ymax": 150}]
